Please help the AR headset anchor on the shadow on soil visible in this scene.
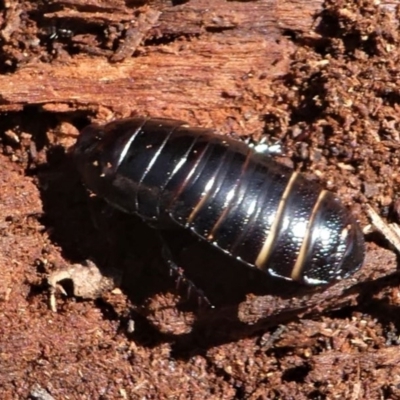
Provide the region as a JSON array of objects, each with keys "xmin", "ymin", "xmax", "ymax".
[{"xmin": 32, "ymin": 125, "xmax": 400, "ymax": 358}]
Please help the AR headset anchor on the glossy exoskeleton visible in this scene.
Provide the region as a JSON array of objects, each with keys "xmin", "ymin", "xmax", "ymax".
[{"xmin": 73, "ymin": 117, "xmax": 365, "ymax": 286}]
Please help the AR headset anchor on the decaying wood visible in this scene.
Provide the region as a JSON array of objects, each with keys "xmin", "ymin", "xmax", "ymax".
[
  {"xmin": 0, "ymin": 0, "xmax": 341, "ymax": 134},
  {"xmin": 0, "ymin": 0, "xmax": 398, "ymax": 119},
  {"xmin": 3, "ymin": 0, "xmax": 400, "ymax": 398},
  {"xmin": 0, "ymin": 0, "xmax": 398, "ymax": 327},
  {"xmin": 0, "ymin": 1, "xmax": 289, "ymax": 124}
]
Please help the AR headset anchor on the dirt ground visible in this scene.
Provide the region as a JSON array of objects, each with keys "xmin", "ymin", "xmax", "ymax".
[{"xmin": 2, "ymin": 0, "xmax": 400, "ymax": 399}]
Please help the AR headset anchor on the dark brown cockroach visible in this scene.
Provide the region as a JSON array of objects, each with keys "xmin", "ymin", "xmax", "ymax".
[{"xmin": 73, "ymin": 117, "xmax": 364, "ymax": 286}]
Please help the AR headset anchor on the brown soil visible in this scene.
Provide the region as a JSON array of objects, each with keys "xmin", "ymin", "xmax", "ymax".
[{"xmin": 1, "ymin": 0, "xmax": 400, "ymax": 399}]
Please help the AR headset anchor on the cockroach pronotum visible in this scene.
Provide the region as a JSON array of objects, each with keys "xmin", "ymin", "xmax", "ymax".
[{"xmin": 72, "ymin": 117, "xmax": 364, "ymax": 286}]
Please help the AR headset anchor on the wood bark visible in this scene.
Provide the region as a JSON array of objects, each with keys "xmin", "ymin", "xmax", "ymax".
[{"xmin": 0, "ymin": 0, "xmax": 328, "ymax": 134}]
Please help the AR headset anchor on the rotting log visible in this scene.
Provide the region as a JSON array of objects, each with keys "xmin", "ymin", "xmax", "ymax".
[
  {"xmin": 0, "ymin": 0, "xmax": 344, "ymax": 134},
  {"xmin": 3, "ymin": 2, "xmax": 400, "ymax": 398},
  {"xmin": 1, "ymin": 0, "xmax": 400, "ymax": 341}
]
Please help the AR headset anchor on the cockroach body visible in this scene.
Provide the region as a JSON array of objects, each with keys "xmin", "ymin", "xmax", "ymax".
[{"xmin": 73, "ymin": 117, "xmax": 364, "ymax": 286}]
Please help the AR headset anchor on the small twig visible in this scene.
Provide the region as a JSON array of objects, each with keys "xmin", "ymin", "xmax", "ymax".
[
  {"xmin": 366, "ymin": 204, "xmax": 400, "ymax": 254},
  {"xmin": 111, "ymin": 8, "xmax": 161, "ymax": 62}
]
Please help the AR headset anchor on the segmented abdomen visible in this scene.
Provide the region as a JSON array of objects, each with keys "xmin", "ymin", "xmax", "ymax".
[{"xmin": 73, "ymin": 117, "xmax": 365, "ymax": 285}]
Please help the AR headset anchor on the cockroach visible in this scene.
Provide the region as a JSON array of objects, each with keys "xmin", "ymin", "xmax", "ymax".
[{"xmin": 72, "ymin": 117, "xmax": 364, "ymax": 286}]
